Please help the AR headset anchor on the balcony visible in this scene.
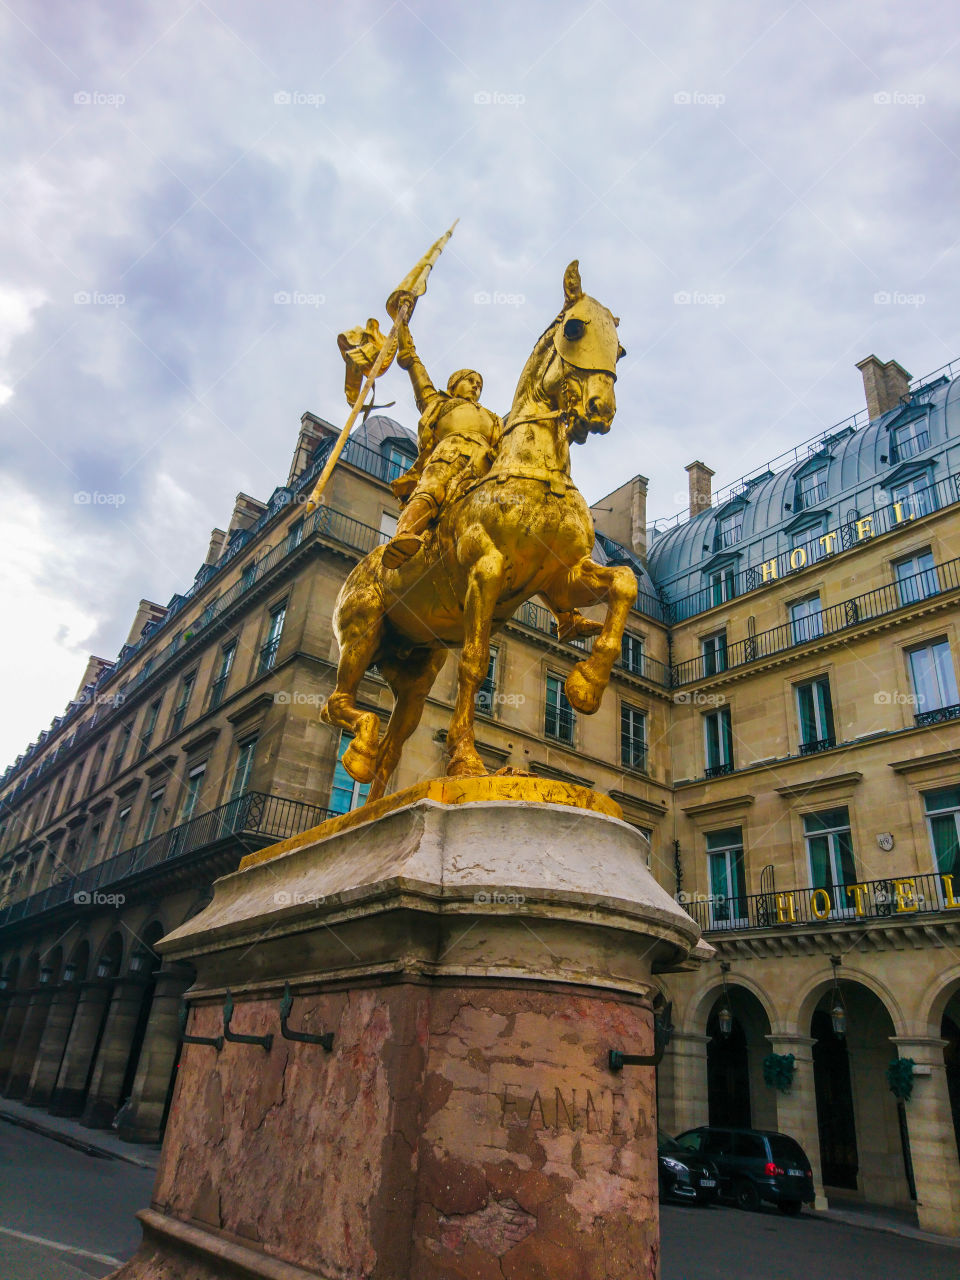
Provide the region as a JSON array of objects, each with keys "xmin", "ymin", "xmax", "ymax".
[
  {"xmin": 915, "ymin": 703, "xmax": 960, "ymax": 728},
  {"xmin": 704, "ymin": 762, "xmax": 735, "ymax": 779},
  {"xmin": 794, "ymin": 480, "xmax": 829, "ymax": 511},
  {"xmin": 0, "ymin": 790, "xmax": 331, "ymax": 933},
  {"xmin": 257, "ymin": 637, "xmax": 281, "ymax": 676},
  {"xmin": 684, "ymin": 869, "xmax": 960, "ymax": 935},
  {"xmin": 890, "ymin": 429, "xmax": 930, "ymax": 463},
  {"xmin": 799, "ymin": 736, "xmax": 836, "ymax": 756}
]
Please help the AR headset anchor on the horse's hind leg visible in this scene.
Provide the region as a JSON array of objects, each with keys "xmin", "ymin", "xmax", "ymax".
[
  {"xmin": 368, "ymin": 647, "xmax": 447, "ymax": 802},
  {"xmin": 320, "ymin": 587, "xmax": 385, "ymax": 784},
  {"xmin": 545, "ymin": 557, "xmax": 637, "ymax": 714},
  {"xmin": 447, "ymin": 543, "xmax": 504, "ymax": 777}
]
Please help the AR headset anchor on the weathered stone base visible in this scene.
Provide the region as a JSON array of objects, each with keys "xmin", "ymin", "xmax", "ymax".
[{"xmin": 109, "ymin": 784, "xmax": 706, "ymax": 1279}]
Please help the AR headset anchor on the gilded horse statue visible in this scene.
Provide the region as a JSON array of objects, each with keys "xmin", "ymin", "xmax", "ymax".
[{"xmin": 320, "ymin": 261, "xmax": 636, "ymax": 802}]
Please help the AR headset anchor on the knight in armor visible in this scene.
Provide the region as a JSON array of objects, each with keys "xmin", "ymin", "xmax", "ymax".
[{"xmin": 382, "ymin": 320, "xmax": 503, "ymax": 569}]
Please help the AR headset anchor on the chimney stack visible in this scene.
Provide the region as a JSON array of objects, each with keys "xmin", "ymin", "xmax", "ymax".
[
  {"xmin": 685, "ymin": 461, "xmax": 714, "ymax": 519},
  {"xmin": 856, "ymin": 355, "xmax": 912, "ymax": 421},
  {"xmin": 205, "ymin": 528, "xmax": 228, "ymax": 566}
]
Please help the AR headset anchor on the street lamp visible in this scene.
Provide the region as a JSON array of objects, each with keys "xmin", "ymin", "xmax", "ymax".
[
  {"xmin": 830, "ymin": 955, "xmax": 847, "ymax": 1039},
  {"xmin": 717, "ymin": 961, "xmax": 734, "ymax": 1038}
]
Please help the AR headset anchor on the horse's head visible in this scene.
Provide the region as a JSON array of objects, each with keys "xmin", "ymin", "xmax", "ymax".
[{"xmin": 543, "ymin": 260, "xmax": 625, "ymax": 444}]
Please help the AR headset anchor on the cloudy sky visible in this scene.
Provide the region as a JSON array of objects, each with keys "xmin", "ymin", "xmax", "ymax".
[{"xmin": 1, "ymin": 0, "xmax": 958, "ymax": 767}]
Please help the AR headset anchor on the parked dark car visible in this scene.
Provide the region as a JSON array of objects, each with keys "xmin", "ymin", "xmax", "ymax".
[
  {"xmin": 658, "ymin": 1130, "xmax": 720, "ymax": 1204},
  {"xmin": 673, "ymin": 1126, "xmax": 815, "ymax": 1214}
]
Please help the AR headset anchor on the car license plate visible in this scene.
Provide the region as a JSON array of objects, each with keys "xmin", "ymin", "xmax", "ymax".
[
  {"xmin": 700, "ymin": 1178, "xmax": 716, "ymax": 1187},
  {"xmin": 787, "ymin": 1169, "xmax": 803, "ymax": 1177}
]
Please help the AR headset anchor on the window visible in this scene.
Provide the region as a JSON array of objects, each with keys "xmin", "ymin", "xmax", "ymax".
[
  {"xmin": 84, "ymin": 821, "xmax": 102, "ymax": 868},
  {"xmin": 701, "ymin": 631, "xmax": 727, "ymax": 677},
  {"xmin": 620, "ymin": 704, "xmax": 647, "ymax": 770},
  {"xmin": 908, "ymin": 640, "xmax": 960, "ymax": 720},
  {"xmin": 110, "ymin": 725, "xmax": 132, "ymax": 778},
  {"xmin": 138, "ymin": 698, "xmax": 162, "ymax": 758},
  {"xmin": 891, "ymin": 419, "xmax": 930, "ymax": 463},
  {"xmin": 716, "ymin": 510, "xmax": 743, "ymax": 549},
  {"xmin": 385, "ymin": 444, "xmax": 414, "ymax": 484},
  {"xmin": 803, "ymin": 808, "xmax": 856, "ymax": 912},
  {"xmin": 621, "ymin": 632, "xmax": 644, "ymax": 675},
  {"xmin": 544, "ymin": 674, "xmax": 575, "ymax": 743},
  {"xmin": 329, "ymin": 732, "xmax": 370, "ymax": 815},
  {"xmin": 706, "ymin": 828, "xmax": 746, "ymax": 927},
  {"xmin": 891, "ymin": 474, "xmax": 937, "ymax": 519},
  {"xmin": 796, "ymin": 466, "xmax": 828, "ymax": 511},
  {"xmin": 142, "ymin": 787, "xmax": 164, "ymax": 842},
  {"xmin": 796, "ymin": 676, "xmax": 836, "ymax": 753},
  {"xmin": 791, "ymin": 523, "xmax": 824, "ymax": 564},
  {"xmin": 88, "ymin": 742, "xmax": 107, "ymax": 795},
  {"xmin": 703, "ymin": 707, "xmax": 734, "ymax": 776},
  {"xmin": 894, "ymin": 549, "xmax": 939, "ymax": 605},
  {"xmin": 230, "ymin": 738, "xmax": 257, "ymax": 800},
  {"xmin": 170, "ymin": 674, "xmax": 195, "ymax": 736},
  {"xmin": 209, "ymin": 643, "xmax": 236, "ymax": 710},
  {"xmin": 241, "ymin": 562, "xmax": 257, "ymax": 591},
  {"xmin": 709, "ymin": 567, "xmax": 736, "ymax": 607},
  {"xmin": 258, "ymin": 603, "xmax": 286, "ymax": 675},
  {"xmin": 180, "ymin": 764, "xmax": 206, "ymax": 823},
  {"xmin": 925, "ymin": 786, "xmax": 960, "ymax": 879},
  {"xmin": 790, "ymin": 594, "xmax": 823, "ymax": 644},
  {"xmin": 476, "ymin": 649, "xmax": 498, "ymax": 714},
  {"xmin": 112, "ymin": 806, "xmax": 131, "ymax": 856},
  {"xmin": 286, "ymin": 516, "xmax": 304, "ymax": 552},
  {"xmin": 379, "ymin": 511, "xmax": 398, "ymax": 545}
]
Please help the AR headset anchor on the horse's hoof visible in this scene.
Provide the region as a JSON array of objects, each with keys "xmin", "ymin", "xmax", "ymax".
[
  {"xmin": 343, "ymin": 740, "xmax": 377, "ymax": 784},
  {"xmin": 446, "ymin": 759, "xmax": 488, "ymax": 779},
  {"xmin": 565, "ymin": 666, "xmax": 602, "ymax": 714}
]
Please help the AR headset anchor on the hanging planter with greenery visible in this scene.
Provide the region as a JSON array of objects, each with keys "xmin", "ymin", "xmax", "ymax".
[
  {"xmin": 762, "ymin": 1052, "xmax": 796, "ymax": 1093},
  {"xmin": 886, "ymin": 1057, "xmax": 916, "ymax": 1102}
]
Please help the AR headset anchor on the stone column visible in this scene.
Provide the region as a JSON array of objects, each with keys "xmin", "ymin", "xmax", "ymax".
[
  {"xmin": 766, "ymin": 1033, "xmax": 827, "ymax": 1210},
  {"xmin": 80, "ymin": 977, "xmax": 151, "ymax": 1129},
  {"xmin": 890, "ymin": 1036, "xmax": 960, "ymax": 1237},
  {"xmin": 48, "ymin": 979, "xmax": 113, "ymax": 1118},
  {"xmin": 23, "ymin": 984, "xmax": 81, "ymax": 1107},
  {"xmin": 118, "ymin": 969, "xmax": 192, "ymax": 1145},
  {"xmin": 659, "ymin": 1031, "xmax": 709, "ymax": 1134},
  {"xmin": 0, "ymin": 991, "xmax": 31, "ymax": 1084},
  {"xmin": 3, "ymin": 987, "xmax": 55, "ymax": 1097}
]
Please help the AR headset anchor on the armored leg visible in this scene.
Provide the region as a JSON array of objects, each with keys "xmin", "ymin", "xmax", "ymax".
[{"xmin": 382, "ymin": 493, "xmax": 438, "ymax": 569}]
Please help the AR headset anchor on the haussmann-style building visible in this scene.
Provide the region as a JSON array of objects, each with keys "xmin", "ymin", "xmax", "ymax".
[{"xmin": 0, "ymin": 352, "xmax": 958, "ymax": 1234}]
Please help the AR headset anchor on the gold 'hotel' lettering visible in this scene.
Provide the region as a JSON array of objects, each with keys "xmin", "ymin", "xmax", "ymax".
[{"xmin": 754, "ymin": 506, "xmax": 918, "ymax": 589}]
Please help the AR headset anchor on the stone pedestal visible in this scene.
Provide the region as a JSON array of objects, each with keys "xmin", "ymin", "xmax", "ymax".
[{"xmin": 109, "ymin": 779, "xmax": 706, "ymax": 1280}]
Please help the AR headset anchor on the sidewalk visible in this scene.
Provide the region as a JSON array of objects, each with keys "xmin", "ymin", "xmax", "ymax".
[
  {"xmin": 819, "ymin": 1197, "xmax": 960, "ymax": 1249},
  {"xmin": 0, "ymin": 1096, "xmax": 161, "ymax": 1170}
]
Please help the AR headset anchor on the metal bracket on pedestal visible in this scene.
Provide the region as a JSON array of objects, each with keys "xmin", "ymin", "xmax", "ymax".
[
  {"xmin": 178, "ymin": 1001, "xmax": 223, "ymax": 1051},
  {"xmin": 223, "ymin": 989, "xmax": 273, "ymax": 1051},
  {"xmin": 609, "ymin": 1002, "xmax": 673, "ymax": 1072},
  {"xmin": 279, "ymin": 983, "xmax": 334, "ymax": 1049}
]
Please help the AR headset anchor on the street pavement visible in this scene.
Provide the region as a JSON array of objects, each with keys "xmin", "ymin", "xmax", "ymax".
[
  {"xmin": 661, "ymin": 1201, "xmax": 960, "ymax": 1280},
  {"xmin": 0, "ymin": 1122, "xmax": 154, "ymax": 1279},
  {"xmin": 3, "ymin": 1119, "xmax": 960, "ymax": 1279}
]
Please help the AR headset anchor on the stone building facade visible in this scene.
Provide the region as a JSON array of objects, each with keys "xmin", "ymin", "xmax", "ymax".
[{"xmin": 0, "ymin": 354, "xmax": 958, "ymax": 1234}]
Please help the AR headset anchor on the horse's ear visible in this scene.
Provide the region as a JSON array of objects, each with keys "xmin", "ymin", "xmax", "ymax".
[{"xmin": 563, "ymin": 260, "xmax": 582, "ymax": 306}]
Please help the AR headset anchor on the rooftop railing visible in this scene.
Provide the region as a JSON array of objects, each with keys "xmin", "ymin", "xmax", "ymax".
[{"xmin": 0, "ymin": 790, "xmax": 331, "ymax": 932}]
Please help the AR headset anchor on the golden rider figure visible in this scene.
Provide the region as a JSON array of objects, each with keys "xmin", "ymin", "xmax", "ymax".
[{"xmin": 382, "ymin": 320, "xmax": 503, "ymax": 569}]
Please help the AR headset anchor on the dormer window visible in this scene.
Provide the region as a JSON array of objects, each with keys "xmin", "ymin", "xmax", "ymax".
[
  {"xmin": 715, "ymin": 509, "xmax": 743, "ymax": 550},
  {"xmin": 891, "ymin": 418, "xmax": 930, "ymax": 464},
  {"xmin": 384, "ymin": 442, "xmax": 416, "ymax": 483},
  {"xmin": 796, "ymin": 466, "xmax": 828, "ymax": 512}
]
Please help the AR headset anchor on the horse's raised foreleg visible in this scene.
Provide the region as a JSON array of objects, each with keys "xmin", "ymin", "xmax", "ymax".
[
  {"xmin": 446, "ymin": 544, "xmax": 505, "ymax": 777},
  {"xmin": 546, "ymin": 557, "xmax": 637, "ymax": 714},
  {"xmin": 320, "ymin": 581, "xmax": 385, "ymax": 784},
  {"xmin": 368, "ymin": 647, "xmax": 447, "ymax": 802}
]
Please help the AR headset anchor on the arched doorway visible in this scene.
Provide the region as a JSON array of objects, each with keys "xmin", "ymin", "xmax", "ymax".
[
  {"xmin": 941, "ymin": 990, "xmax": 960, "ymax": 1165},
  {"xmin": 706, "ymin": 985, "xmax": 775, "ymax": 1131},
  {"xmin": 811, "ymin": 980, "xmax": 910, "ymax": 1206}
]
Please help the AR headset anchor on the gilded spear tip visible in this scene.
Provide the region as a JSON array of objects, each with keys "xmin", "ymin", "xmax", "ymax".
[{"xmin": 386, "ymin": 220, "xmax": 459, "ymax": 319}]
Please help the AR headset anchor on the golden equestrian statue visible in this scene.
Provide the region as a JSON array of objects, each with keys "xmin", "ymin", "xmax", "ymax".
[{"xmin": 310, "ymin": 238, "xmax": 633, "ymax": 803}]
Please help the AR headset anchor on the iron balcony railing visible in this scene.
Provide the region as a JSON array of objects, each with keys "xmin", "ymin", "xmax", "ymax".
[
  {"xmin": 0, "ymin": 791, "xmax": 331, "ymax": 931},
  {"xmin": 799, "ymin": 736, "xmax": 836, "ymax": 755},
  {"xmin": 704, "ymin": 762, "xmax": 735, "ymax": 779},
  {"xmin": 673, "ymin": 552, "xmax": 960, "ymax": 686},
  {"xmin": 512, "ymin": 600, "xmax": 673, "ymax": 688},
  {"xmin": 915, "ymin": 703, "xmax": 960, "ymax": 727},
  {"xmin": 890, "ymin": 430, "xmax": 930, "ymax": 464},
  {"xmin": 683, "ymin": 870, "xmax": 960, "ymax": 935},
  {"xmin": 794, "ymin": 480, "xmax": 829, "ymax": 511}
]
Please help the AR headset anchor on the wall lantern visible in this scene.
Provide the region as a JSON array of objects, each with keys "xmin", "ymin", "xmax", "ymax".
[
  {"xmin": 129, "ymin": 948, "xmax": 149, "ymax": 975},
  {"xmin": 39, "ymin": 966, "xmax": 53, "ymax": 985},
  {"xmin": 96, "ymin": 957, "xmax": 113, "ymax": 980},
  {"xmin": 62, "ymin": 962, "xmax": 76, "ymax": 984},
  {"xmin": 829, "ymin": 955, "xmax": 847, "ymax": 1039},
  {"xmin": 0, "ymin": 976, "xmax": 7, "ymax": 992},
  {"xmin": 717, "ymin": 961, "xmax": 734, "ymax": 1039}
]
